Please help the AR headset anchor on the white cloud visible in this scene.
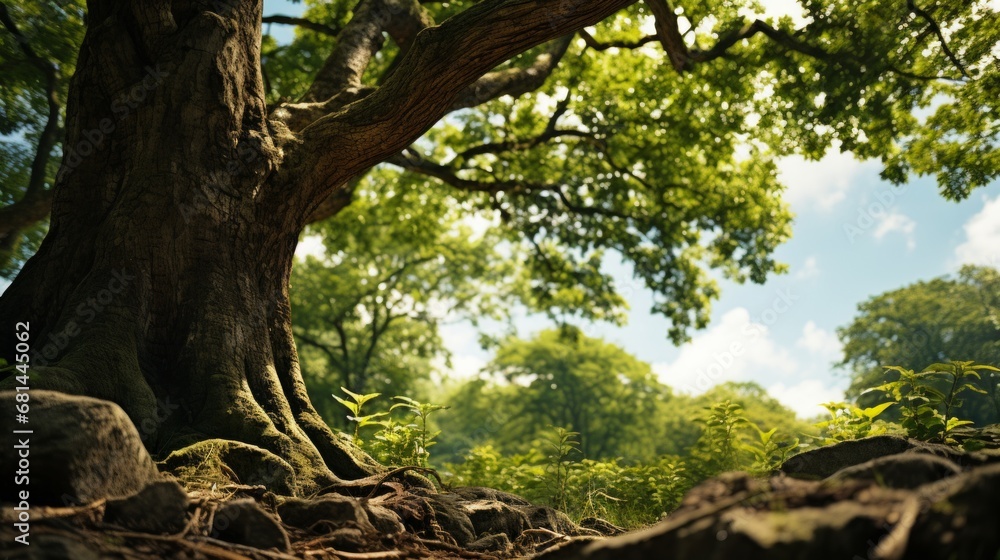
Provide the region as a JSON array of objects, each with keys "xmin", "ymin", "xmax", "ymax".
[
  {"xmin": 655, "ymin": 314, "xmax": 845, "ymax": 417},
  {"xmin": 295, "ymin": 234, "xmax": 327, "ymax": 261},
  {"xmin": 955, "ymin": 195, "xmax": 1000, "ymax": 268},
  {"xmin": 767, "ymin": 380, "xmax": 844, "ymax": 419},
  {"xmin": 777, "ymin": 151, "xmax": 876, "ymax": 212},
  {"xmin": 432, "ymin": 353, "xmax": 487, "ymax": 380},
  {"xmin": 653, "ymin": 307, "xmax": 796, "ymax": 393},
  {"xmin": 796, "ymin": 321, "xmax": 842, "ymax": 361},
  {"xmin": 794, "ymin": 256, "xmax": 820, "ymax": 279},
  {"xmin": 873, "ymin": 210, "xmax": 917, "ymax": 250}
]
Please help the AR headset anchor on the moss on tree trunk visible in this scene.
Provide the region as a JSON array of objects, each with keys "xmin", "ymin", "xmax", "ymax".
[{"xmin": 0, "ymin": 0, "xmax": 376, "ymax": 495}]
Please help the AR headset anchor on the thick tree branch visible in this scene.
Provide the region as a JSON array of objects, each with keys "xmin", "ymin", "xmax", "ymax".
[
  {"xmin": 645, "ymin": 0, "xmax": 831, "ymax": 73},
  {"xmin": 645, "ymin": 0, "xmax": 693, "ymax": 72},
  {"xmin": 301, "ymin": 0, "xmax": 390, "ymax": 102},
  {"xmin": 262, "ymin": 14, "xmax": 340, "ymax": 37},
  {"xmin": 279, "ymin": 0, "xmax": 638, "ymax": 216},
  {"xmin": 382, "ymin": 0, "xmax": 436, "ymax": 56},
  {"xmin": 644, "ymin": 0, "xmax": 966, "ymax": 83},
  {"xmin": 578, "ymin": 29, "xmax": 657, "ymax": 51},
  {"xmin": 276, "ymin": 87, "xmax": 377, "ymax": 134}
]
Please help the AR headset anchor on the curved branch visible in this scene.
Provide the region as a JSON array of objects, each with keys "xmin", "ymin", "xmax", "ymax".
[
  {"xmin": 906, "ymin": 0, "xmax": 969, "ymax": 79},
  {"xmin": 262, "ymin": 14, "xmax": 340, "ymax": 37},
  {"xmin": 389, "ymin": 151, "xmax": 634, "ymax": 221},
  {"xmin": 301, "ymin": 0, "xmax": 390, "ymax": 102},
  {"xmin": 455, "ymin": 94, "xmax": 584, "ymax": 161},
  {"xmin": 278, "ymin": 0, "xmax": 638, "ymax": 216},
  {"xmin": 578, "ymin": 29, "xmax": 657, "ymax": 51},
  {"xmin": 645, "ymin": 0, "xmax": 693, "ymax": 72}
]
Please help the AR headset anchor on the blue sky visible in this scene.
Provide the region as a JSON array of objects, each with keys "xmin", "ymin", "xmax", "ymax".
[
  {"xmin": 3, "ymin": 1, "xmax": 998, "ymax": 420},
  {"xmin": 434, "ymin": 152, "xmax": 1000, "ymax": 418},
  {"xmin": 260, "ymin": 2, "xmax": 1000, "ymax": 417}
]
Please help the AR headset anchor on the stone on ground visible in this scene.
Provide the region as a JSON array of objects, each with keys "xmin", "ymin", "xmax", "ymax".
[{"xmin": 0, "ymin": 390, "xmax": 161, "ymax": 505}]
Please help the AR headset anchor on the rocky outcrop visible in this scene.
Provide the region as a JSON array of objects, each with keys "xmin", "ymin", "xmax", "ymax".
[
  {"xmin": 213, "ymin": 499, "xmax": 292, "ymax": 552},
  {"xmin": 103, "ymin": 480, "xmax": 189, "ymax": 533},
  {"xmin": 160, "ymin": 439, "xmax": 297, "ymax": 495},
  {"xmin": 0, "ymin": 390, "xmax": 161, "ymax": 505},
  {"xmin": 6, "ymin": 396, "xmax": 998, "ymax": 560},
  {"xmin": 535, "ymin": 436, "xmax": 1000, "ymax": 560}
]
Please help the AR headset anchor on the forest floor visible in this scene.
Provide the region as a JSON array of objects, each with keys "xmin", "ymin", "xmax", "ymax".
[
  {"xmin": 6, "ymin": 432, "xmax": 1000, "ymax": 560},
  {"xmin": 3, "ymin": 390, "xmax": 999, "ymax": 560}
]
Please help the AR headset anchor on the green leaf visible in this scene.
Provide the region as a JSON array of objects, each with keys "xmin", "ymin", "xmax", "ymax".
[
  {"xmin": 862, "ymin": 402, "xmax": 895, "ymax": 420},
  {"xmin": 332, "ymin": 395, "xmax": 359, "ymax": 415}
]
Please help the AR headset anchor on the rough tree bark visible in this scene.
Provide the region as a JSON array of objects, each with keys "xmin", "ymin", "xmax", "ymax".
[{"xmin": 0, "ymin": 0, "xmax": 635, "ymax": 494}]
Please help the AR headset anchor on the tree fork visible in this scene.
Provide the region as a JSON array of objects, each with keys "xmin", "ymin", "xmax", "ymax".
[{"xmin": 0, "ymin": 0, "xmax": 638, "ymax": 493}]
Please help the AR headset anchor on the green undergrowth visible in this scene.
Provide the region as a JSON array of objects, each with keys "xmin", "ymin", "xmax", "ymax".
[{"xmin": 331, "ymin": 360, "xmax": 998, "ymax": 529}]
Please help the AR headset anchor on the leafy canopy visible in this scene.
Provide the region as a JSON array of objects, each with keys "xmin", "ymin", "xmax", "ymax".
[
  {"xmin": 3, "ymin": 0, "xmax": 998, "ymax": 345},
  {"xmin": 266, "ymin": 0, "xmax": 998, "ymax": 342}
]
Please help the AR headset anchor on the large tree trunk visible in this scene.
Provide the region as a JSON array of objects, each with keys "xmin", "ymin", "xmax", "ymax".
[
  {"xmin": 0, "ymin": 0, "xmax": 373, "ymax": 494},
  {"xmin": 0, "ymin": 0, "xmax": 635, "ymax": 495}
]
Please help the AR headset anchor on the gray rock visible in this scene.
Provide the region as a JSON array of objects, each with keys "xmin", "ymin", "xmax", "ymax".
[
  {"xmin": 780, "ymin": 436, "xmax": 915, "ymax": 479},
  {"xmin": 103, "ymin": 480, "xmax": 189, "ymax": 533},
  {"xmin": 580, "ymin": 517, "xmax": 626, "ymax": 536},
  {"xmin": 363, "ymin": 503, "xmax": 405, "ymax": 534},
  {"xmin": 520, "ymin": 504, "xmax": 591, "ymax": 536},
  {"xmin": 533, "ymin": 456, "xmax": 1000, "ymax": 560},
  {"xmin": 421, "ymin": 491, "xmax": 477, "ymax": 545},
  {"xmin": 535, "ymin": 499, "xmax": 896, "ymax": 560},
  {"xmin": 463, "ymin": 499, "xmax": 530, "ymax": 539},
  {"xmin": 468, "ymin": 532, "xmax": 512, "ymax": 553},
  {"xmin": 277, "ymin": 494, "xmax": 375, "ymax": 533},
  {"xmin": 909, "ymin": 463, "xmax": 1000, "ymax": 558},
  {"xmin": 826, "ymin": 453, "xmax": 961, "ymax": 489},
  {"xmin": 0, "ymin": 390, "xmax": 161, "ymax": 505},
  {"xmin": 213, "ymin": 499, "xmax": 290, "ymax": 552},
  {"xmin": 160, "ymin": 439, "xmax": 296, "ymax": 495},
  {"xmin": 452, "ymin": 486, "xmax": 532, "ymax": 506}
]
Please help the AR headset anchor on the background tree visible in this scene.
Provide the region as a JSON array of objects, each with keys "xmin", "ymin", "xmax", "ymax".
[
  {"xmin": 0, "ymin": 1, "xmax": 83, "ymax": 276},
  {"xmin": 484, "ymin": 328, "xmax": 668, "ymax": 459},
  {"xmin": 1, "ymin": 0, "xmax": 997, "ymax": 491},
  {"xmin": 839, "ymin": 265, "xmax": 1000, "ymax": 425},
  {"xmin": 290, "ymin": 167, "xmax": 529, "ymax": 428},
  {"xmin": 654, "ymin": 381, "xmax": 811, "ymax": 456}
]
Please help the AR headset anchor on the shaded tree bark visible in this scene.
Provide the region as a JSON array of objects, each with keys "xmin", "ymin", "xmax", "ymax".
[{"xmin": 0, "ymin": 0, "xmax": 635, "ymax": 493}]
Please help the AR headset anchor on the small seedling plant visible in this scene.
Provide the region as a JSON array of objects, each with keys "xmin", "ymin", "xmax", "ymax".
[
  {"xmin": 693, "ymin": 400, "xmax": 798, "ymax": 476},
  {"xmin": 814, "ymin": 401, "xmax": 896, "ymax": 444},
  {"xmin": 389, "ymin": 396, "xmax": 449, "ymax": 466},
  {"xmin": 544, "ymin": 426, "xmax": 581, "ymax": 511},
  {"xmin": 333, "ymin": 387, "xmax": 387, "ymax": 445},
  {"xmin": 865, "ymin": 361, "xmax": 998, "ymax": 444},
  {"xmin": 741, "ymin": 424, "xmax": 800, "ymax": 475},
  {"xmin": 333, "ymin": 391, "xmax": 450, "ymax": 466}
]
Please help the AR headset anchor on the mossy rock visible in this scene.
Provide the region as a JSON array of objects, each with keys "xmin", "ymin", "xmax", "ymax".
[
  {"xmin": 780, "ymin": 436, "xmax": 915, "ymax": 480},
  {"xmin": 160, "ymin": 439, "xmax": 295, "ymax": 495},
  {"xmin": 0, "ymin": 390, "xmax": 161, "ymax": 505}
]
